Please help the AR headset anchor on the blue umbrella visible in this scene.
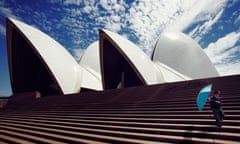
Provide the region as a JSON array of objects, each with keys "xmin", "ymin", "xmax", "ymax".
[{"xmin": 196, "ymin": 84, "xmax": 213, "ymax": 111}]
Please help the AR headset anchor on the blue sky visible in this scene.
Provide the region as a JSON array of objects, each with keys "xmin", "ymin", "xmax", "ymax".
[{"xmin": 0, "ymin": 0, "xmax": 240, "ymax": 97}]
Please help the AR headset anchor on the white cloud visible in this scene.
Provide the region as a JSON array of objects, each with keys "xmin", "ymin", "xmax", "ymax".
[
  {"xmin": 49, "ymin": 0, "xmax": 63, "ymax": 3},
  {"xmin": 110, "ymin": 15, "xmax": 120, "ymax": 22},
  {"xmin": 0, "ymin": 1, "xmax": 15, "ymax": 19},
  {"xmin": 105, "ymin": 21, "xmax": 121, "ymax": 32},
  {"xmin": 0, "ymin": 24, "xmax": 5, "ymax": 36},
  {"xmin": 166, "ymin": 0, "xmax": 227, "ymax": 42},
  {"xmin": 218, "ymin": 25, "xmax": 224, "ymax": 30},
  {"xmin": 100, "ymin": 0, "xmax": 126, "ymax": 12},
  {"xmin": 96, "ymin": 0, "xmax": 128, "ymax": 33},
  {"xmin": 205, "ymin": 32, "xmax": 240, "ymax": 59},
  {"xmin": 234, "ymin": 14, "xmax": 240, "ymax": 25},
  {"xmin": 82, "ymin": 0, "xmax": 99, "ymax": 15},
  {"xmin": 204, "ymin": 32, "xmax": 240, "ymax": 75},
  {"xmin": 64, "ymin": 0, "xmax": 83, "ymax": 5},
  {"xmin": 189, "ymin": 9, "xmax": 224, "ymax": 42},
  {"xmin": 0, "ymin": 1, "xmax": 15, "ymax": 36},
  {"xmin": 0, "ymin": 5, "xmax": 13, "ymax": 16},
  {"xmin": 83, "ymin": 5, "xmax": 91, "ymax": 13},
  {"xmin": 215, "ymin": 60, "xmax": 240, "ymax": 76}
]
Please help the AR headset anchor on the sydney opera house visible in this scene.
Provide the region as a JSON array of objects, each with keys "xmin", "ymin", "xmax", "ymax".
[
  {"xmin": 6, "ymin": 17, "xmax": 218, "ymax": 96},
  {"xmin": 1, "ymin": 18, "xmax": 240, "ymax": 143}
]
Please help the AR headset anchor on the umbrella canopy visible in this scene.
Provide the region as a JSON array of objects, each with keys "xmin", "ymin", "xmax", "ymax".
[{"xmin": 196, "ymin": 84, "xmax": 213, "ymax": 111}]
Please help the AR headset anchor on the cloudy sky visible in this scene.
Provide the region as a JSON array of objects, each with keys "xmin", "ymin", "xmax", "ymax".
[{"xmin": 0, "ymin": 0, "xmax": 240, "ymax": 96}]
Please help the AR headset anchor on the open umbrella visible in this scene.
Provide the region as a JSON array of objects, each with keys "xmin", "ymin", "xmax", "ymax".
[{"xmin": 196, "ymin": 84, "xmax": 213, "ymax": 111}]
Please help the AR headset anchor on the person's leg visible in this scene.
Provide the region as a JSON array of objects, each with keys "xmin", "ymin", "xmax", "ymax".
[
  {"xmin": 219, "ymin": 108, "xmax": 224, "ymax": 122},
  {"xmin": 212, "ymin": 108, "xmax": 221, "ymax": 127}
]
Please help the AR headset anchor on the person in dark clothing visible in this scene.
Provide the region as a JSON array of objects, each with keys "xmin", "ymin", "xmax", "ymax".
[{"xmin": 208, "ymin": 90, "xmax": 224, "ymax": 127}]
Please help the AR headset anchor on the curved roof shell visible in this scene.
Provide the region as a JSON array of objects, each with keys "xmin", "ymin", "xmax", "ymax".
[
  {"xmin": 80, "ymin": 41, "xmax": 101, "ymax": 74},
  {"xmin": 154, "ymin": 62, "xmax": 191, "ymax": 82},
  {"xmin": 6, "ymin": 18, "xmax": 102, "ymax": 95},
  {"xmin": 152, "ymin": 31, "xmax": 219, "ymax": 79},
  {"xmin": 79, "ymin": 41, "xmax": 103, "ymax": 90},
  {"xmin": 100, "ymin": 29, "xmax": 164, "ymax": 89}
]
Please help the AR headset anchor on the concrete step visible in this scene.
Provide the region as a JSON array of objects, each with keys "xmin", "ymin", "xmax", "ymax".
[
  {"xmin": 1, "ymin": 75, "xmax": 240, "ymax": 143},
  {"xmin": 0, "ymin": 116, "xmax": 239, "ymax": 144}
]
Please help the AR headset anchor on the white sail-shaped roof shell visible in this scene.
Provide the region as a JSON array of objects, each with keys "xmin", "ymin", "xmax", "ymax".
[
  {"xmin": 101, "ymin": 29, "xmax": 164, "ymax": 85},
  {"xmin": 80, "ymin": 41, "xmax": 101, "ymax": 74},
  {"xmin": 154, "ymin": 62, "xmax": 191, "ymax": 82},
  {"xmin": 79, "ymin": 41, "xmax": 102, "ymax": 90},
  {"xmin": 152, "ymin": 31, "xmax": 219, "ymax": 79},
  {"xmin": 8, "ymin": 18, "xmax": 102, "ymax": 94}
]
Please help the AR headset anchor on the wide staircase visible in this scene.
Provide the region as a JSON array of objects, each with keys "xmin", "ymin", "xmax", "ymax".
[{"xmin": 0, "ymin": 75, "xmax": 240, "ymax": 143}]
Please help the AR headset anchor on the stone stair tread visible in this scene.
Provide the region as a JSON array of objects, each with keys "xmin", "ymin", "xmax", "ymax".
[{"xmin": 1, "ymin": 74, "xmax": 240, "ymax": 143}]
